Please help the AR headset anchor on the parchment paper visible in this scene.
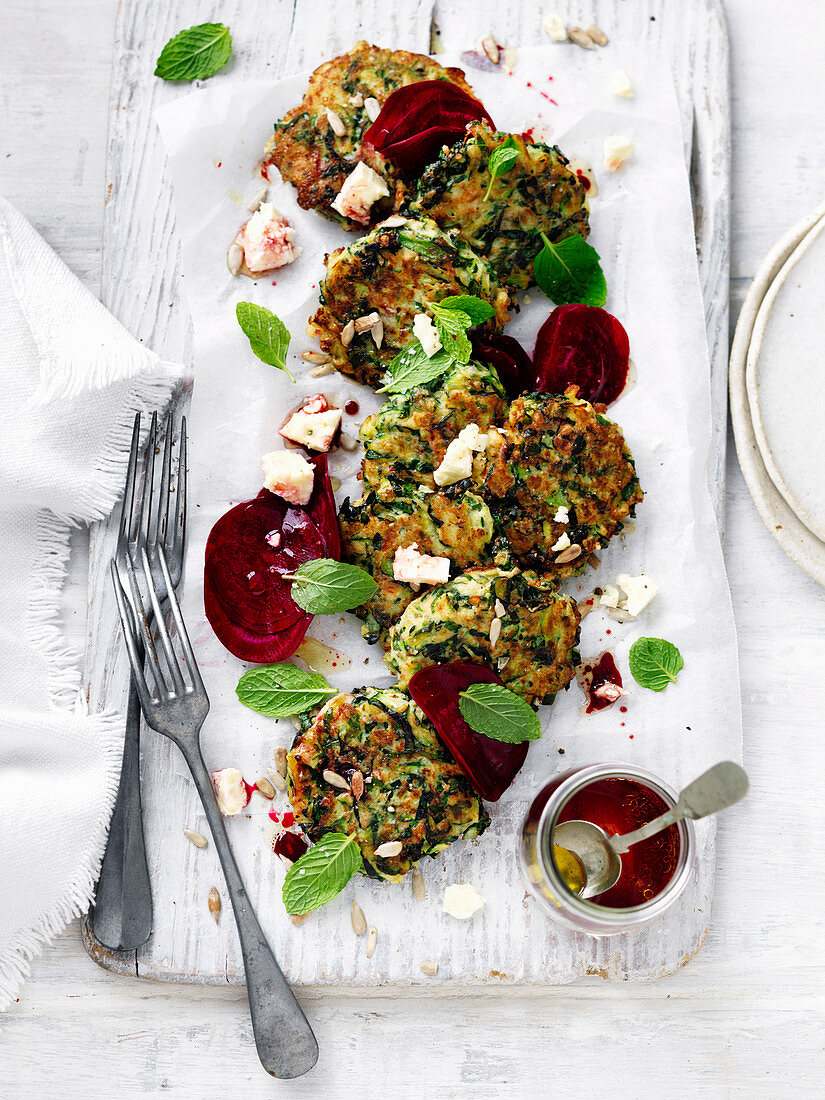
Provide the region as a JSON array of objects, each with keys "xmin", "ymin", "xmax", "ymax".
[{"xmin": 155, "ymin": 43, "xmax": 741, "ymax": 983}]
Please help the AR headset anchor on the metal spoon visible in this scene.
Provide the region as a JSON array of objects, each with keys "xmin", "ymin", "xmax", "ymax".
[{"xmin": 553, "ymin": 761, "xmax": 749, "ymax": 900}]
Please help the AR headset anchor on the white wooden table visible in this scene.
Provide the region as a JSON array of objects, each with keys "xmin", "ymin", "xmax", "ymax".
[{"xmin": 1, "ymin": 1, "xmax": 824, "ymax": 1094}]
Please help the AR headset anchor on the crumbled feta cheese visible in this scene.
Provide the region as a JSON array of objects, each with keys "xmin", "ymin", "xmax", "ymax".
[
  {"xmin": 211, "ymin": 768, "xmax": 249, "ymax": 816},
  {"xmin": 593, "ymin": 682, "xmax": 630, "ymax": 704},
  {"xmin": 393, "ymin": 543, "xmax": 451, "ymax": 587},
  {"xmin": 330, "ymin": 162, "xmax": 389, "ymax": 225},
  {"xmin": 413, "ymin": 313, "xmax": 443, "ymax": 358},
  {"xmin": 551, "ymin": 532, "xmax": 571, "ymax": 552},
  {"xmin": 599, "ymin": 583, "xmax": 622, "ymax": 609},
  {"xmin": 603, "ymin": 135, "xmax": 634, "ymax": 172},
  {"xmin": 279, "ymin": 407, "xmax": 342, "ymax": 452},
  {"xmin": 443, "ymin": 883, "xmax": 485, "ymax": 920},
  {"xmin": 434, "ymin": 438, "xmax": 473, "ymax": 487},
  {"xmin": 609, "ymin": 70, "xmax": 634, "ymax": 98},
  {"xmin": 542, "ymin": 13, "xmax": 568, "ymax": 41},
  {"xmin": 240, "ymin": 203, "xmax": 302, "ymax": 274},
  {"xmin": 554, "ymin": 505, "xmax": 569, "ymax": 524},
  {"xmin": 458, "ymin": 423, "xmax": 488, "ymax": 452},
  {"xmin": 615, "ymin": 573, "xmax": 658, "ymax": 617},
  {"xmin": 261, "ymin": 450, "xmax": 315, "ymax": 505}
]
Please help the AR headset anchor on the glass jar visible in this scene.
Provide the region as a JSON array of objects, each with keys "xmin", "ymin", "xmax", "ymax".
[{"xmin": 519, "ymin": 763, "xmax": 696, "ymax": 935}]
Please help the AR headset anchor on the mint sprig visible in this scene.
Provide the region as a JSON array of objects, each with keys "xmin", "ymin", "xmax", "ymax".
[
  {"xmin": 483, "ymin": 136, "xmax": 519, "ymax": 201},
  {"xmin": 377, "ymin": 344, "xmax": 454, "ymax": 394},
  {"xmin": 533, "ymin": 232, "xmax": 607, "ymax": 307},
  {"xmin": 155, "ymin": 23, "xmax": 232, "ymax": 82},
  {"xmin": 436, "ymin": 295, "xmax": 496, "ymax": 325},
  {"xmin": 430, "ymin": 302, "xmax": 473, "ymax": 364},
  {"xmin": 286, "ymin": 559, "xmax": 378, "ymax": 615},
  {"xmin": 628, "ymin": 637, "xmax": 684, "ymax": 692},
  {"xmin": 282, "ymin": 832, "xmax": 363, "ymax": 915},
  {"xmin": 236, "ymin": 302, "xmax": 294, "ymax": 381},
  {"xmin": 236, "ymin": 663, "xmax": 337, "ymax": 718},
  {"xmin": 458, "ymin": 683, "xmax": 542, "ymax": 743}
]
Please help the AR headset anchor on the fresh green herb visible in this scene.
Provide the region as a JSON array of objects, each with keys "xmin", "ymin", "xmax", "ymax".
[
  {"xmin": 436, "ymin": 295, "xmax": 496, "ymax": 325},
  {"xmin": 458, "ymin": 683, "xmax": 542, "ymax": 743},
  {"xmin": 236, "ymin": 663, "xmax": 337, "ymax": 718},
  {"xmin": 430, "ymin": 302, "xmax": 472, "ymax": 364},
  {"xmin": 282, "ymin": 832, "xmax": 363, "ymax": 915},
  {"xmin": 377, "ymin": 344, "xmax": 454, "ymax": 394},
  {"xmin": 533, "ymin": 232, "xmax": 607, "ymax": 307},
  {"xmin": 154, "ymin": 23, "xmax": 232, "ymax": 82},
  {"xmin": 628, "ymin": 637, "xmax": 684, "ymax": 692},
  {"xmin": 483, "ymin": 136, "xmax": 519, "ymax": 201},
  {"xmin": 235, "ymin": 302, "xmax": 294, "ymax": 380},
  {"xmin": 286, "ymin": 559, "xmax": 378, "ymax": 615}
]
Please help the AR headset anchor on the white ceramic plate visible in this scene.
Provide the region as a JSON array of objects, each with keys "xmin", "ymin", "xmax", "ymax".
[{"xmin": 730, "ymin": 200, "xmax": 825, "ymax": 586}]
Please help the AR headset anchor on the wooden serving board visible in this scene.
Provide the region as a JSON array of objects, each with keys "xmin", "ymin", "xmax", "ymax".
[{"xmin": 83, "ymin": 0, "xmax": 730, "ymax": 985}]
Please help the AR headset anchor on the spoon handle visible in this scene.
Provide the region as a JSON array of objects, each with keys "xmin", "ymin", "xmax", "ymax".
[{"xmin": 609, "ymin": 808, "xmax": 677, "ymax": 854}]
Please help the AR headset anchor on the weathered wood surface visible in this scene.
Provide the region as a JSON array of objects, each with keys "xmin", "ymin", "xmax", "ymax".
[{"xmin": 81, "ymin": 0, "xmax": 730, "ymax": 987}]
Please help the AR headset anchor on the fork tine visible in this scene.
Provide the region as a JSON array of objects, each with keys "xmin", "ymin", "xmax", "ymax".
[
  {"xmin": 150, "ymin": 411, "xmax": 174, "ymax": 549},
  {"xmin": 157, "ymin": 545, "xmax": 204, "ymax": 694},
  {"xmin": 123, "ymin": 549, "xmax": 167, "ymax": 699},
  {"xmin": 174, "ymin": 416, "xmax": 187, "ymax": 555},
  {"xmin": 119, "ymin": 413, "xmax": 141, "ymax": 540},
  {"xmin": 137, "ymin": 412, "xmax": 158, "ymax": 549},
  {"xmin": 139, "ymin": 547, "xmax": 186, "ymax": 696},
  {"xmin": 111, "ymin": 561, "xmax": 155, "ymax": 714}
]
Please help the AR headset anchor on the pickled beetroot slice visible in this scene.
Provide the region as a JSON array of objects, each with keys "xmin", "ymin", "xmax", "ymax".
[
  {"xmin": 305, "ymin": 453, "xmax": 341, "ymax": 560},
  {"xmin": 409, "ymin": 662, "xmax": 528, "ymax": 802},
  {"xmin": 204, "ymin": 572, "xmax": 312, "ymax": 663},
  {"xmin": 471, "ymin": 332, "xmax": 533, "ymax": 399},
  {"xmin": 530, "ymin": 304, "xmax": 630, "ymax": 406}
]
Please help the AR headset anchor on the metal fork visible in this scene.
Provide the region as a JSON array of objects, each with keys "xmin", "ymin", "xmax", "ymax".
[
  {"xmin": 111, "ymin": 545, "xmax": 319, "ymax": 1079},
  {"xmin": 91, "ymin": 411, "xmax": 187, "ymax": 951}
]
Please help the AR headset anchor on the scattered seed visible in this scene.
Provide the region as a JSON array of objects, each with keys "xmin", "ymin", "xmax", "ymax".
[
  {"xmin": 497, "ymin": 657, "xmax": 509, "ymax": 672},
  {"xmin": 494, "ymin": 599, "xmax": 506, "ymax": 618},
  {"xmin": 339, "ymin": 431, "xmax": 359, "ymax": 452},
  {"xmin": 341, "ymin": 320, "xmax": 356, "ymax": 347},
  {"xmin": 371, "ymin": 318, "xmax": 384, "ymax": 348},
  {"xmin": 381, "ymin": 215, "xmax": 407, "ymax": 228},
  {"xmin": 351, "ymin": 769, "xmax": 365, "ymax": 801},
  {"xmin": 289, "ymin": 716, "xmax": 302, "ymax": 730},
  {"xmin": 310, "ymin": 361, "xmax": 336, "ymax": 378},
  {"xmin": 489, "ymin": 617, "xmax": 502, "ymax": 647},
  {"xmin": 501, "ymin": 45, "xmax": 518, "ymax": 70},
  {"xmin": 247, "ymin": 187, "xmax": 268, "ymax": 213},
  {"xmin": 420, "ymin": 960, "xmax": 438, "ymax": 976},
  {"xmin": 568, "ymin": 26, "xmax": 596, "ymax": 50},
  {"xmin": 325, "ymin": 107, "xmax": 346, "ymax": 136},
  {"xmin": 481, "ymin": 36, "xmax": 500, "ymax": 65},
  {"xmin": 290, "ymin": 912, "xmax": 312, "ymax": 926},
  {"xmin": 351, "ymin": 900, "xmax": 367, "ymax": 936},
  {"xmin": 364, "ymin": 96, "xmax": 381, "ymax": 121},
  {"xmin": 323, "ymin": 769, "xmax": 351, "ymax": 791},
  {"xmin": 588, "ymin": 553, "xmax": 601, "ymax": 570},
  {"xmin": 366, "ymin": 926, "xmax": 378, "ymax": 958},
  {"xmin": 227, "ymin": 241, "xmax": 244, "ymax": 277},
  {"xmin": 208, "ymin": 886, "xmax": 221, "ymax": 924},
  {"xmin": 183, "ymin": 828, "xmax": 208, "ymax": 849},
  {"xmin": 577, "ymin": 598, "xmax": 596, "ymax": 619},
  {"xmin": 586, "ymin": 23, "xmax": 608, "ymax": 46},
  {"xmin": 350, "ymin": 92, "xmax": 365, "ymax": 107},
  {"xmin": 330, "ymin": 475, "xmax": 341, "ymax": 492},
  {"xmin": 374, "ymin": 840, "xmax": 403, "ymax": 858},
  {"xmin": 274, "ymin": 747, "xmax": 288, "ymax": 777},
  {"xmin": 411, "ymin": 865, "xmax": 427, "ymax": 899},
  {"xmin": 301, "ymin": 350, "xmax": 329, "ymax": 365},
  {"xmin": 256, "ymin": 776, "xmax": 276, "ymax": 800},
  {"xmin": 555, "ymin": 543, "xmax": 582, "ymax": 564},
  {"xmin": 354, "ymin": 311, "xmax": 381, "ymax": 334}
]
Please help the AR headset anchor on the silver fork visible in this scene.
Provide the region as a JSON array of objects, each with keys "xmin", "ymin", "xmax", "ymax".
[
  {"xmin": 92, "ymin": 411, "xmax": 187, "ymax": 951},
  {"xmin": 111, "ymin": 545, "xmax": 319, "ymax": 1079}
]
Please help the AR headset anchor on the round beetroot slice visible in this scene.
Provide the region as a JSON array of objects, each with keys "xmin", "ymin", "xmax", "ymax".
[
  {"xmin": 306, "ymin": 453, "xmax": 341, "ymax": 560},
  {"xmin": 530, "ymin": 304, "xmax": 630, "ymax": 406},
  {"xmin": 203, "ymin": 572, "xmax": 312, "ymax": 664},
  {"xmin": 408, "ymin": 661, "xmax": 529, "ymax": 802},
  {"xmin": 471, "ymin": 332, "xmax": 533, "ymax": 398}
]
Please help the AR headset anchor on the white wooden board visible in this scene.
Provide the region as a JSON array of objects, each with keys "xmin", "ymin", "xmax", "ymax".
[{"xmin": 82, "ymin": 0, "xmax": 730, "ymax": 986}]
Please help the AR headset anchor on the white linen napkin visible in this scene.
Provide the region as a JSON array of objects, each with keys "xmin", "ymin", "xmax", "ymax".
[{"xmin": 0, "ymin": 197, "xmax": 182, "ymax": 1009}]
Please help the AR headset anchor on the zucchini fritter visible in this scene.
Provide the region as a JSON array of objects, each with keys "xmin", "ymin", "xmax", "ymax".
[
  {"xmin": 360, "ymin": 357, "xmax": 507, "ymax": 492},
  {"xmin": 287, "ymin": 687, "xmax": 489, "ymax": 881},
  {"xmin": 339, "ymin": 482, "xmax": 495, "ymax": 645},
  {"xmin": 308, "ymin": 216, "xmax": 510, "ymax": 387},
  {"xmin": 264, "ymin": 43, "xmax": 475, "ymax": 227},
  {"xmin": 482, "ymin": 389, "xmax": 643, "ymax": 573},
  {"xmin": 408, "ymin": 122, "xmax": 590, "ymax": 290},
  {"xmin": 385, "ymin": 563, "xmax": 581, "ymax": 704}
]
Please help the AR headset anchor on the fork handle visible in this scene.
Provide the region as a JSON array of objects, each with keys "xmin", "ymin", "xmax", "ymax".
[{"xmin": 178, "ymin": 737, "xmax": 319, "ymax": 1079}]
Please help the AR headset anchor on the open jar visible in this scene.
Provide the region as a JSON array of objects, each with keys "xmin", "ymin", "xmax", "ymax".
[{"xmin": 519, "ymin": 763, "xmax": 696, "ymax": 935}]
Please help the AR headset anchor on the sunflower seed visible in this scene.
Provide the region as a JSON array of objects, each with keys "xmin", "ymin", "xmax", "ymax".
[
  {"xmin": 289, "ymin": 716, "xmax": 302, "ymax": 730},
  {"xmin": 301, "ymin": 350, "xmax": 329, "ymax": 365},
  {"xmin": 494, "ymin": 599, "xmax": 506, "ymax": 618},
  {"xmin": 310, "ymin": 361, "xmax": 336, "ymax": 378},
  {"xmin": 568, "ymin": 26, "xmax": 596, "ymax": 50},
  {"xmin": 366, "ymin": 926, "xmax": 378, "ymax": 958},
  {"xmin": 255, "ymin": 776, "xmax": 276, "ymax": 800},
  {"xmin": 267, "ymin": 767, "xmax": 287, "ymax": 792},
  {"xmin": 497, "ymin": 657, "xmax": 509, "ymax": 671},
  {"xmin": 354, "ymin": 312, "xmax": 381, "ymax": 334},
  {"xmin": 371, "ymin": 318, "xmax": 384, "ymax": 348},
  {"xmin": 208, "ymin": 886, "xmax": 221, "ymax": 924},
  {"xmin": 227, "ymin": 241, "xmax": 244, "ymax": 277},
  {"xmin": 290, "ymin": 912, "xmax": 312, "ymax": 926},
  {"xmin": 420, "ymin": 960, "xmax": 438, "ymax": 976},
  {"xmin": 350, "ymin": 900, "xmax": 367, "ymax": 936},
  {"xmin": 489, "ymin": 617, "xmax": 502, "ymax": 647},
  {"xmin": 586, "ymin": 24, "xmax": 609, "ymax": 46},
  {"xmin": 183, "ymin": 828, "xmax": 208, "ymax": 849},
  {"xmin": 350, "ymin": 92, "xmax": 365, "ymax": 107},
  {"xmin": 247, "ymin": 187, "xmax": 268, "ymax": 213},
  {"xmin": 555, "ymin": 543, "xmax": 582, "ymax": 564},
  {"xmin": 411, "ymin": 865, "xmax": 427, "ymax": 899},
  {"xmin": 381, "ymin": 215, "xmax": 407, "ymax": 228},
  {"xmin": 274, "ymin": 746, "xmax": 288, "ymax": 776},
  {"xmin": 481, "ymin": 36, "xmax": 500, "ymax": 65},
  {"xmin": 374, "ymin": 840, "xmax": 403, "ymax": 858},
  {"xmin": 325, "ymin": 107, "xmax": 346, "ymax": 136},
  {"xmin": 351, "ymin": 769, "xmax": 365, "ymax": 801},
  {"xmin": 588, "ymin": 553, "xmax": 601, "ymax": 570},
  {"xmin": 339, "ymin": 431, "xmax": 359, "ymax": 452},
  {"xmin": 323, "ymin": 769, "xmax": 351, "ymax": 791},
  {"xmin": 341, "ymin": 320, "xmax": 356, "ymax": 347},
  {"xmin": 364, "ymin": 96, "xmax": 381, "ymax": 122}
]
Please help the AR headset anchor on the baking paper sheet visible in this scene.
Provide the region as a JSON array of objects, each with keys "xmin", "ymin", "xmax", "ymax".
[{"xmin": 155, "ymin": 43, "xmax": 741, "ymax": 983}]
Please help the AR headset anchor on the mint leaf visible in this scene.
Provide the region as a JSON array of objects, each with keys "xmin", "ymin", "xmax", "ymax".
[
  {"xmin": 430, "ymin": 303, "xmax": 472, "ymax": 364},
  {"xmin": 483, "ymin": 136, "xmax": 519, "ymax": 201},
  {"xmin": 282, "ymin": 832, "xmax": 362, "ymax": 914},
  {"xmin": 436, "ymin": 295, "xmax": 496, "ymax": 325},
  {"xmin": 287, "ymin": 558, "xmax": 378, "ymax": 615},
  {"xmin": 533, "ymin": 232, "xmax": 607, "ymax": 307},
  {"xmin": 377, "ymin": 343, "xmax": 454, "ymax": 394},
  {"xmin": 236, "ymin": 302, "xmax": 295, "ymax": 381},
  {"xmin": 236, "ymin": 663, "xmax": 337, "ymax": 718},
  {"xmin": 628, "ymin": 637, "xmax": 684, "ymax": 692},
  {"xmin": 458, "ymin": 683, "xmax": 542, "ymax": 743},
  {"xmin": 155, "ymin": 23, "xmax": 232, "ymax": 82}
]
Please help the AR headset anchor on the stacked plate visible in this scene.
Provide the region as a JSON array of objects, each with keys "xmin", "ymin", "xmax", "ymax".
[{"xmin": 730, "ymin": 200, "xmax": 825, "ymax": 586}]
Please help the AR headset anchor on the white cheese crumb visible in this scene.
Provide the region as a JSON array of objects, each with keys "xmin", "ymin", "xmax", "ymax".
[
  {"xmin": 240, "ymin": 203, "xmax": 302, "ymax": 274},
  {"xmin": 443, "ymin": 883, "xmax": 485, "ymax": 920},
  {"xmin": 212, "ymin": 768, "xmax": 248, "ymax": 815},
  {"xmin": 603, "ymin": 134, "xmax": 634, "ymax": 172},
  {"xmin": 279, "ymin": 407, "xmax": 342, "ymax": 452},
  {"xmin": 434, "ymin": 438, "xmax": 473, "ymax": 487},
  {"xmin": 599, "ymin": 584, "xmax": 621, "ymax": 609},
  {"xmin": 609, "ymin": 70, "xmax": 634, "ymax": 98},
  {"xmin": 393, "ymin": 543, "xmax": 451, "ymax": 587},
  {"xmin": 457, "ymin": 423, "xmax": 488, "ymax": 452},
  {"xmin": 615, "ymin": 573, "xmax": 658, "ymax": 617},
  {"xmin": 553, "ymin": 505, "xmax": 570, "ymax": 524},
  {"xmin": 261, "ymin": 450, "xmax": 315, "ymax": 506},
  {"xmin": 542, "ymin": 13, "xmax": 568, "ymax": 41},
  {"xmin": 551, "ymin": 532, "xmax": 571, "ymax": 552},
  {"xmin": 413, "ymin": 313, "xmax": 443, "ymax": 358},
  {"xmin": 651, "ymin": 438, "xmax": 662, "ymax": 451},
  {"xmin": 330, "ymin": 162, "xmax": 389, "ymax": 225}
]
